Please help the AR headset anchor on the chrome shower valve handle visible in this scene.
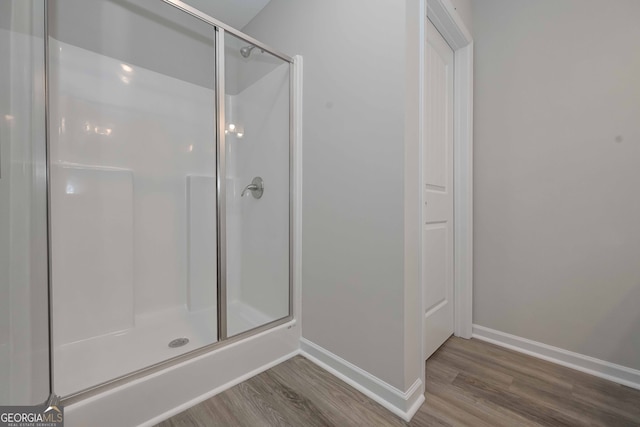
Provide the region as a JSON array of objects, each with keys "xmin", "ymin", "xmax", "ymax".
[{"xmin": 241, "ymin": 176, "xmax": 264, "ymax": 199}]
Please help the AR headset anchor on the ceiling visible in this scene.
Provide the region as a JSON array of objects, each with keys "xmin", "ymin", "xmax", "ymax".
[{"xmin": 183, "ymin": 0, "xmax": 272, "ymax": 30}]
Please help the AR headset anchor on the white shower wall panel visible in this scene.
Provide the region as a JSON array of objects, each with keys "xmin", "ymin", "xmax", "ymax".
[
  {"xmin": 225, "ymin": 94, "xmax": 242, "ymax": 303},
  {"xmin": 49, "ymin": 39, "xmax": 217, "ymax": 347},
  {"xmin": 51, "ymin": 166, "xmax": 134, "ymax": 344},
  {"xmin": 187, "ymin": 175, "xmax": 217, "ymax": 312}
]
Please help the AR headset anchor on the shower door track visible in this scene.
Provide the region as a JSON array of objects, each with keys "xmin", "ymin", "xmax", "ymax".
[
  {"xmin": 44, "ymin": 0, "xmax": 297, "ymax": 405},
  {"xmin": 161, "ymin": 0, "xmax": 292, "ymax": 63}
]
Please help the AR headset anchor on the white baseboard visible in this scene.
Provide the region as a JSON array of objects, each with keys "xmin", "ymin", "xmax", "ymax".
[
  {"xmin": 472, "ymin": 325, "xmax": 640, "ymax": 391},
  {"xmin": 299, "ymin": 338, "xmax": 424, "ymax": 422},
  {"xmin": 138, "ymin": 337, "xmax": 428, "ymax": 426},
  {"xmin": 139, "ymin": 350, "xmax": 300, "ymax": 427}
]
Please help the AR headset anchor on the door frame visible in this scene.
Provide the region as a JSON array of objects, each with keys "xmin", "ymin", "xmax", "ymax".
[{"xmin": 423, "ymin": 0, "xmax": 473, "ymax": 340}]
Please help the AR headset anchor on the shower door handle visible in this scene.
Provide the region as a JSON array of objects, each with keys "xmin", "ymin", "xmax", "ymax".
[{"xmin": 241, "ymin": 176, "xmax": 264, "ymax": 199}]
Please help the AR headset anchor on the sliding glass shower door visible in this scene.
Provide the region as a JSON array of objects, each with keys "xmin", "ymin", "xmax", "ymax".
[
  {"xmin": 46, "ymin": 0, "xmax": 294, "ymax": 400},
  {"xmin": 48, "ymin": 0, "xmax": 218, "ymax": 396},
  {"xmin": 223, "ymin": 33, "xmax": 291, "ymax": 337}
]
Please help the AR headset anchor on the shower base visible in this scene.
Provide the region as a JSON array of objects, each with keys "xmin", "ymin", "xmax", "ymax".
[{"xmin": 54, "ymin": 299, "xmax": 275, "ymax": 397}]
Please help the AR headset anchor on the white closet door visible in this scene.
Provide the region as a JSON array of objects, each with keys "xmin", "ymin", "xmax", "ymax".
[{"xmin": 424, "ymin": 19, "xmax": 455, "ymax": 360}]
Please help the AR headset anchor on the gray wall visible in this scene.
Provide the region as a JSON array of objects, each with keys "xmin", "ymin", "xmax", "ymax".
[
  {"xmin": 449, "ymin": 0, "xmax": 472, "ymax": 33},
  {"xmin": 0, "ymin": 0, "xmax": 49, "ymax": 405},
  {"xmin": 473, "ymin": 0, "xmax": 640, "ymax": 370},
  {"xmin": 0, "ymin": 7, "xmax": 11, "ymax": 403},
  {"xmin": 243, "ymin": 0, "xmax": 421, "ymax": 390}
]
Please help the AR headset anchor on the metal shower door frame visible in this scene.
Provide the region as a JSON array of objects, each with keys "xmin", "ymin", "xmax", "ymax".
[{"xmin": 44, "ymin": 0, "xmax": 296, "ymax": 404}]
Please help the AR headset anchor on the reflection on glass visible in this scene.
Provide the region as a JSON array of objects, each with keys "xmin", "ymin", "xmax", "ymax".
[
  {"xmin": 224, "ymin": 33, "xmax": 290, "ymax": 337},
  {"xmin": 48, "ymin": 0, "xmax": 217, "ymax": 396}
]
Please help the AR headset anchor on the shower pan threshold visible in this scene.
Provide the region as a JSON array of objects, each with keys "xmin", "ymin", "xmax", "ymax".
[{"xmin": 54, "ymin": 299, "xmax": 276, "ymax": 397}]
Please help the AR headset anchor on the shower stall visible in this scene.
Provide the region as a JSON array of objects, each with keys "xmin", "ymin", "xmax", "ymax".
[{"xmin": 1, "ymin": 0, "xmax": 299, "ymax": 416}]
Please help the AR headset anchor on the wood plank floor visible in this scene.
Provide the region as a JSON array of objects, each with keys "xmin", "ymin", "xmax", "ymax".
[{"xmin": 157, "ymin": 337, "xmax": 640, "ymax": 426}]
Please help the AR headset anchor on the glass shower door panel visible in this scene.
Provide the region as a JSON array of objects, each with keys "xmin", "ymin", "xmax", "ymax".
[
  {"xmin": 48, "ymin": 0, "xmax": 217, "ymax": 396},
  {"xmin": 224, "ymin": 34, "xmax": 291, "ymax": 337}
]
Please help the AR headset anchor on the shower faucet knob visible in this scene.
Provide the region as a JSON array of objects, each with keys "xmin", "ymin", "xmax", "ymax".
[{"xmin": 241, "ymin": 177, "xmax": 264, "ymax": 199}]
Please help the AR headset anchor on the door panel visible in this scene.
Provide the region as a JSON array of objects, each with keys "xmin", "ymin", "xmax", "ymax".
[
  {"xmin": 424, "ymin": 225, "xmax": 448, "ymax": 311},
  {"xmin": 223, "ymin": 33, "xmax": 291, "ymax": 337},
  {"xmin": 424, "ymin": 19, "xmax": 455, "ymax": 360},
  {"xmin": 48, "ymin": 0, "xmax": 218, "ymax": 396}
]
